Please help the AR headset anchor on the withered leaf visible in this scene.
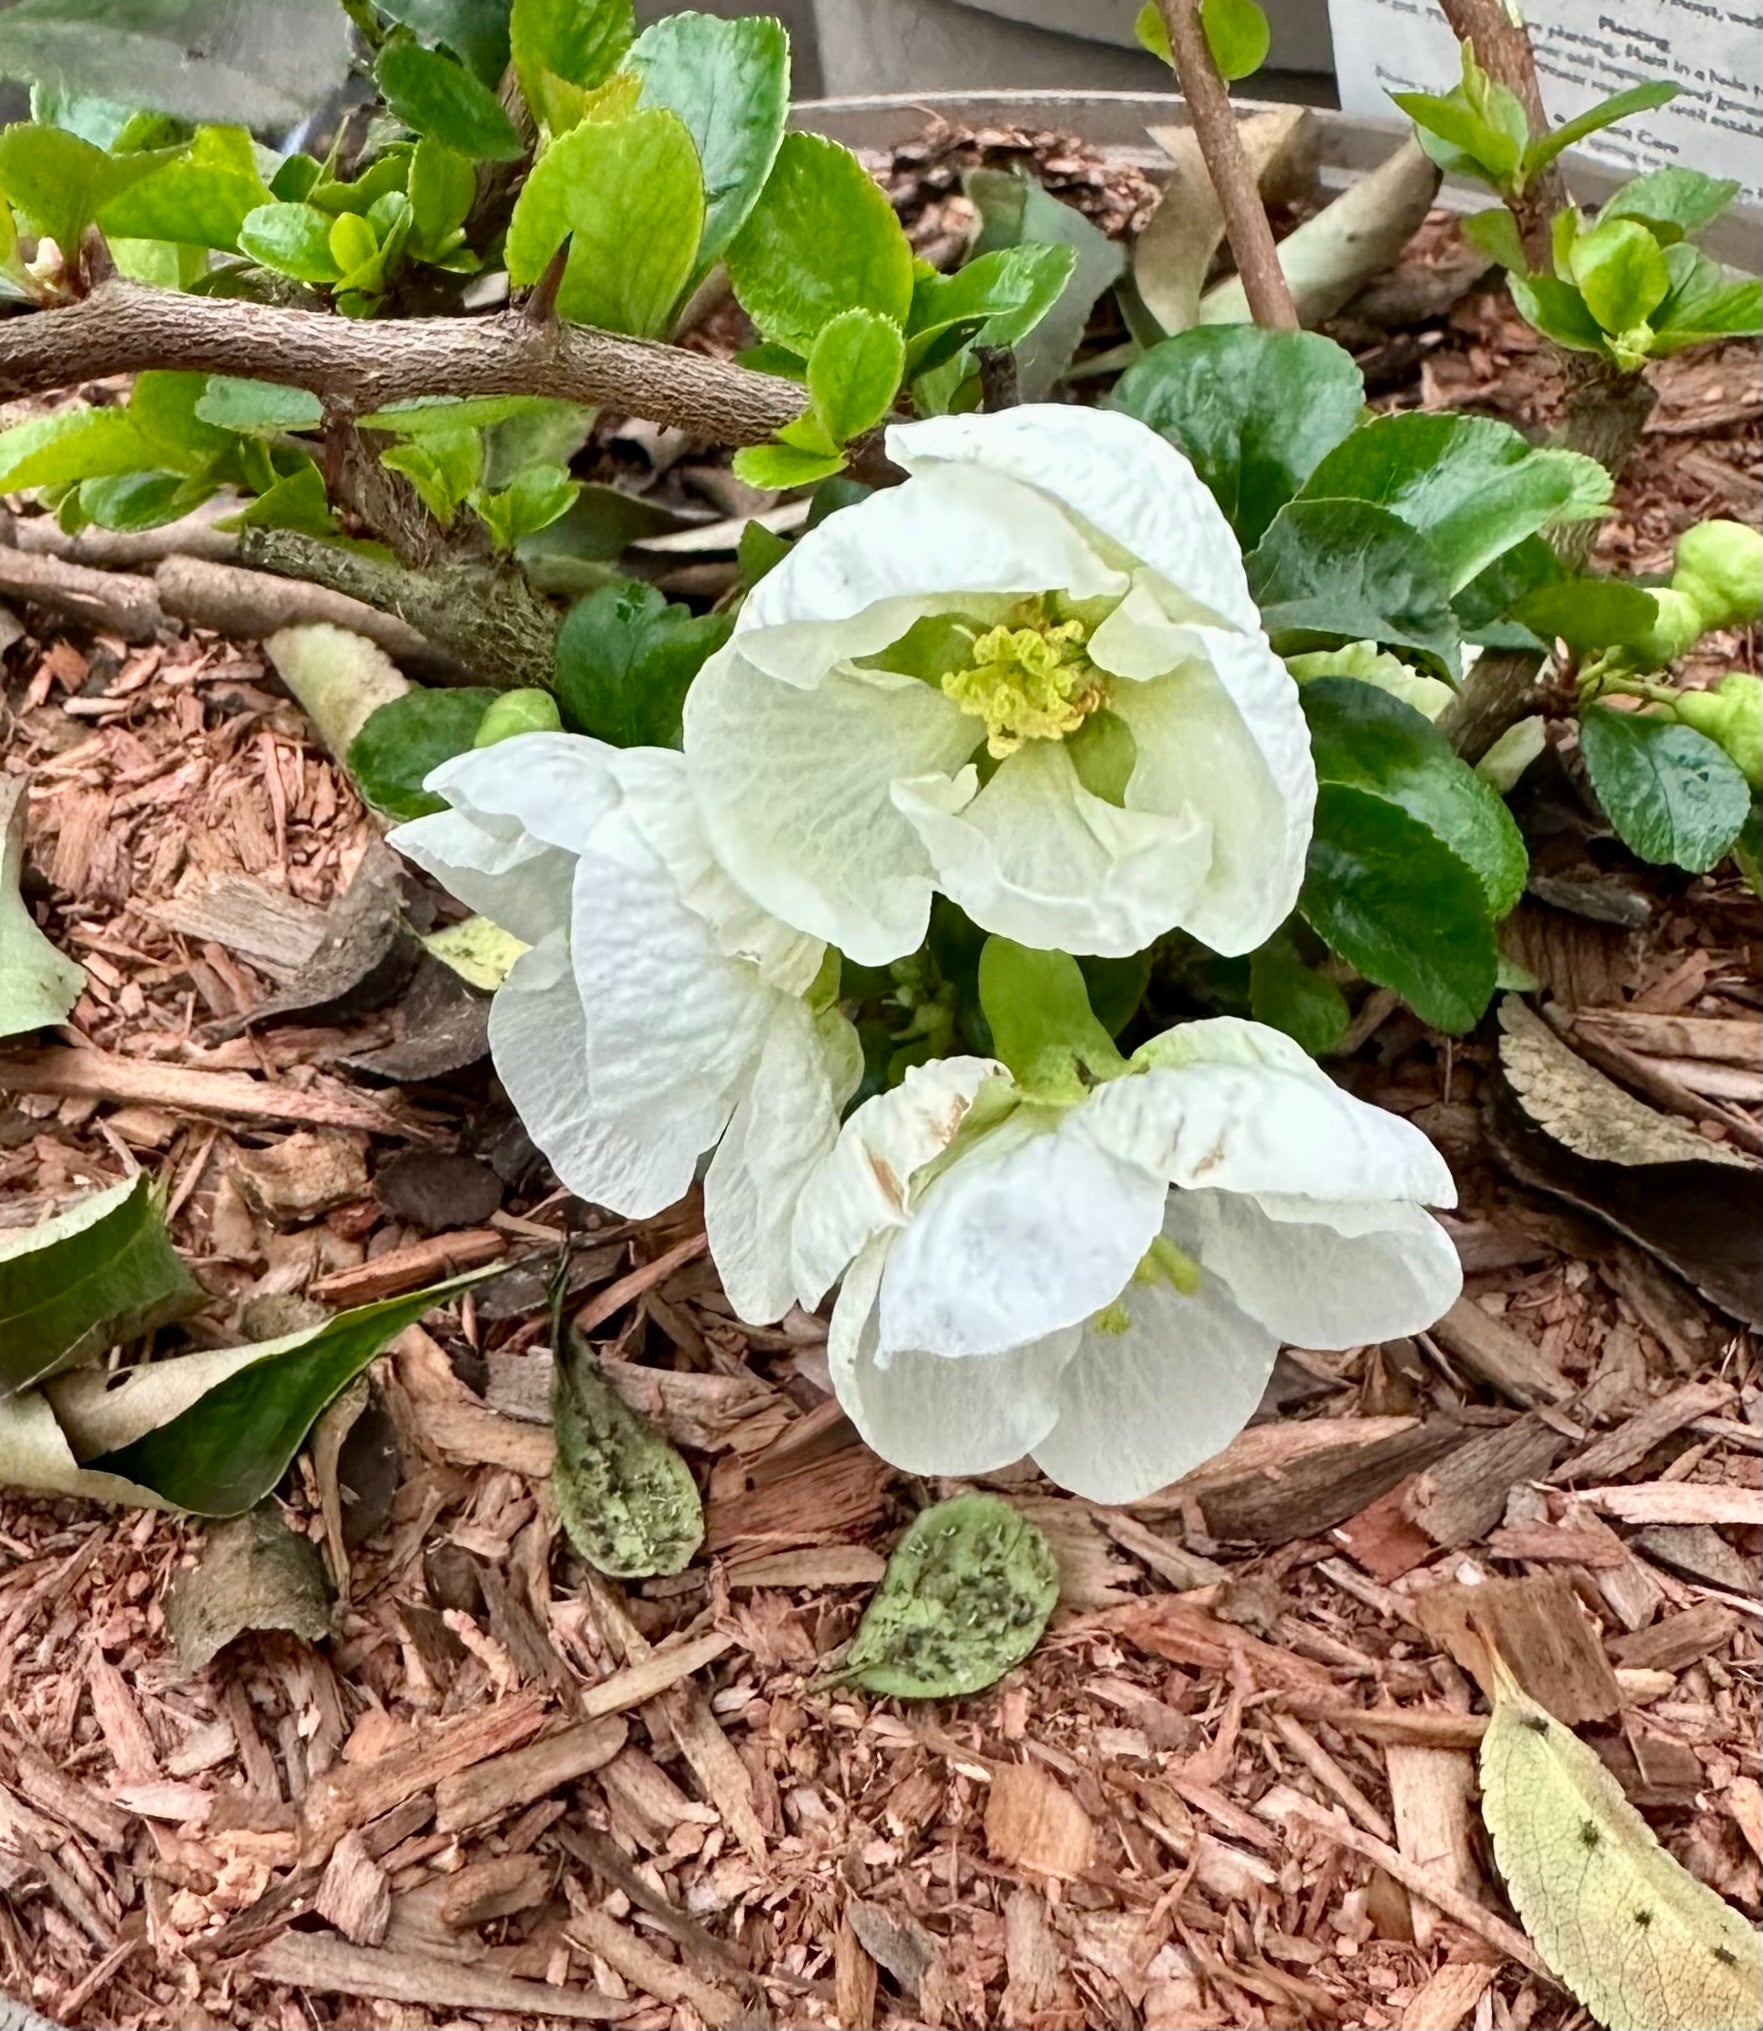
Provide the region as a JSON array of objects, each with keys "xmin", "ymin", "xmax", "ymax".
[{"xmin": 165, "ymin": 1504, "xmax": 331, "ymax": 1671}]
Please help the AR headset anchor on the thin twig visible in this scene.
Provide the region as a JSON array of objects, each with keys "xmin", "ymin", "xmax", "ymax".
[
  {"xmin": 0, "ymin": 282, "xmax": 806, "ymax": 446},
  {"xmin": 1156, "ymin": 0, "xmax": 1297, "ymax": 330}
]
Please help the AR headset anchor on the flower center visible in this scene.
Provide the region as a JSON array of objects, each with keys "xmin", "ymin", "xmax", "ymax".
[
  {"xmin": 1090, "ymin": 1235, "xmax": 1201, "ymax": 1337},
  {"xmin": 940, "ymin": 598, "xmax": 1106, "ymax": 757}
]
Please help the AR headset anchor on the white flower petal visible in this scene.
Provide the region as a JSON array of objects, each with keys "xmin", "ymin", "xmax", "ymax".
[
  {"xmin": 1080, "ymin": 1060, "xmax": 1459, "ymax": 1207},
  {"xmin": 828, "ymin": 1237, "xmax": 1075, "ymax": 1477},
  {"xmin": 390, "ymin": 805, "xmax": 572, "ymax": 947},
  {"xmin": 1031, "ymin": 1257, "xmax": 1279, "ymax": 1504},
  {"xmin": 685, "ymin": 647, "xmax": 977, "ymax": 964},
  {"xmin": 893, "ymin": 740, "xmax": 1213, "ymax": 958},
  {"xmin": 1101, "ymin": 611, "xmax": 1315, "ymax": 956},
  {"xmin": 1166, "ymin": 1190, "xmax": 1464, "ymax": 1348},
  {"xmin": 890, "ymin": 406, "xmax": 1261, "ymax": 634},
  {"xmin": 791, "ymin": 1056, "xmax": 1001, "ymax": 1307},
  {"xmin": 705, "ymin": 1004, "xmax": 856, "ymax": 1326},
  {"xmin": 425, "ymin": 731, "xmax": 624, "ymax": 856},
  {"xmin": 879, "ymin": 1104, "xmax": 1166, "ymax": 1358},
  {"xmin": 489, "ymin": 937, "xmax": 713, "ymax": 1217},
  {"xmin": 735, "ymin": 461, "xmax": 1128, "ymax": 687}
]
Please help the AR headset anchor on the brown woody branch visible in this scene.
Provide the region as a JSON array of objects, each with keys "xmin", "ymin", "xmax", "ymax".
[
  {"xmin": 0, "ymin": 282, "xmax": 806, "ymax": 445},
  {"xmin": 1156, "ymin": 0, "xmax": 1298, "ymax": 330}
]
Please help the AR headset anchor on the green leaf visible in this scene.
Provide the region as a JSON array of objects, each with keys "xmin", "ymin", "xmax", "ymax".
[
  {"xmin": 0, "ymin": 122, "xmax": 181, "ymax": 260},
  {"xmin": 1302, "ymin": 677, "xmax": 1527, "ymax": 917},
  {"xmin": 223, "ymin": 461, "xmax": 338, "ymax": 536},
  {"xmin": 1461, "ymin": 205, "xmax": 1526, "ymax": 272},
  {"xmin": 375, "ymin": 39, "xmax": 523, "ymax": 161},
  {"xmin": 1568, "ymin": 215, "xmax": 1671, "ymax": 335},
  {"xmin": 94, "ymin": 123, "xmax": 268, "ymax": 249},
  {"xmin": 78, "ymin": 469, "xmax": 196, "ymax": 530},
  {"xmin": 67, "ymin": 1273, "xmax": 496, "ymax": 1515},
  {"xmin": 805, "ymin": 308, "xmax": 904, "ymax": 448},
  {"xmin": 361, "ymin": 392, "xmax": 571, "ymax": 435},
  {"xmin": 1453, "ymin": 533, "xmax": 1561, "ymax": 648},
  {"xmin": 347, "ymin": 686, "xmax": 500, "ymax": 819},
  {"xmin": 727, "ymin": 130, "xmax": 914, "ymax": 354},
  {"xmin": 1392, "ymin": 82, "xmax": 1523, "ymax": 187},
  {"xmin": 1648, "ymin": 244, "xmax": 1762, "ymax": 355},
  {"xmin": 977, "ymin": 937, "xmax": 1124, "ymax": 1093},
  {"xmin": 471, "ymin": 460, "xmax": 578, "ymax": 550},
  {"xmin": 731, "ymin": 441, "xmax": 845, "ymax": 490},
  {"xmin": 1296, "ymin": 412, "xmax": 1611, "ymax": 594},
  {"xmin": 238, "ymin": 200, "xmax": 342, "ymax": 283},
  {"xmin": 827, "ymin": 1493, "xmax": 1059, "ymax": 1699},
  {"xmin": 309, "ymin": 149, "xmax": 413, "ymax": 218},
  {"xmin": 1112, "ymin": 327, "xmax": 1365, "ymax": 550},
  {"xmin": 511, "ymin": 0, "xmax": 633, "ymax": 126},
  {"xmin": 1249, "ymin": 932, "xmax": 1349, "ymax": 1056},
  {"xmin": 1602, "ymin": 166, "xmax": 1740, "ymax": 245},
  {"xmin": 381, "ymin": 426, "xmax": 481, "ymax": 522},
  {"xmin": 0, "ymin": 775, "xmax": 83, "ymax": 1042},
  {"xmin": 1199, "ymin": 0, "xmax": 1269, "ymax": 81},
  {"xmin": 1134, "ymin": 2, "xmax": 1173, "ymax": 63},
  {"xmin": 407, "ymin": 135, "xmax": 475, "ymax": 260},
  {"xmin": 903, "ymin": 242, "xmax": 1074, "ymax": 377},
  {"xmin": 1301, "ymin": 786, "xmax": 1498, "ymax": 1033},
  {"xmin": 195, "ymin": 375, "xmax": 323, "ymax": 434},
  {"xmin": 505, "ymin": 106, "xmax": 703, "ymax": 337},
  {"xmin": 0, "ymin": 1174, "xmax": 199, "ymax": 1396},
  {"xmin": 0, "ymin": 407, "xmax": 152, "ymax": 493},
  {"xmin": 0, "ymin": 0, "xmax": 351, "ymax": 130},
  {"xmin": 1248, "ymin": 498, "xmax": 1462, "ymax": 682},
  {"xmin": 552, "ymin": 1328, "xmax": 703, "ymax": 1578},
  {"xmin": 629, "ymin": 8, "xmax": 787, "ymax": 277},
  {"xmin": 737, "ymin": 517, "xmax": 791, "ymax": 588},
  {"xmin": 127, "ymin": 368, "xmax": 235, "ymax": 468},
  {"xmin": 1508, "ymin": 270, "xmax": 1612, "ymax": 354},
  {"xmin": 1513, "ymin": 576, "xmax": 1660, "ymax": 655},
  {"xmin": 1525, "ymin": 79, "xmax": 1678, "ymax": 175},
  {"xmin": 1579, "ymin": 706, "xmax": 1751, "ymax": 872},
  {"xmin": 374, "ymin": 0, "xmax": 512, "ymax": 85},
  {"xmin": 553, "ymin": 578, "xmax": 729, "ymax": 748},
  {"xmin": 965, "ymin": 166, "xmax": 1124, "ymax": 401}
]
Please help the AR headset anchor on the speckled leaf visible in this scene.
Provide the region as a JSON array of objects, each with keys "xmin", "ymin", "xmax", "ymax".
[
  {"xmin": 829, "ymin": 1493, "xmax": 1058, "ymax": 1699},
  {"xmin": 1480, "ymin": 1658, "xmax": 1761, "ymax": 2031},
  {"xmin": 552, "ymin": 1328, "xmax": 703, "ymax": 1578}
]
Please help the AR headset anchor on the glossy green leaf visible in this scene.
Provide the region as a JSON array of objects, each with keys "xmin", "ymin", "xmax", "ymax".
[
  {"xmin": 731, "ymin": 441, "xmax": 845, "ymax": 490},
  {"xmin": 1580, "ymin": 706, "xmax": 1751, "ymax": 873},
  {"xmin": 727, "ymin": 130, "xmax": 914, "ymax": 354},
  {"xmin": 1199, "ymin": 0, "xmax": 1269, "ymax": 81},
  {"xmin": 78, "ymin": 469, "xmax": 198, "ymax": 530},
  {"xmin": 1248, "ymin": 498, "xmax": 1461, "ymax": 681},
  {"xmin": 827, "ymin": 1493, "xmax": 1059, "ymax": 1699},
  {"xmin": 195, "ymin": 375, "xmax": 323, "ymax": 434},
  {"xmin": 1302, "ymin": 677, "xmax": 1527, "ymax": 917},
  {"xmin": 0, "ymin": 0, "xmax": 351, "ymax": 130},
  {"xmin": 347, "ymin": 686, "xmax": 499, "ymax": 819},
  {"xmin": 1453, "ymin": 534, "xmax": 1561, "ymax": 649},
  {"xmin": 0, "ymin": 407, "xmax": 152, "ymax": 492},
  {"xmin": 1569, "ymin": 215, "xmax": 1671, "ymax": 335},
  {"xmin": 1297, "ymin": 412, "xmax": 1611, "ymax": 594},
  {"xmin": 408, "ymin": 136, "xmax": 475, "ymax": 260},
  {"xmin": 1602, "ymin": 166, "xmax": 1740, "ymax": 245},
  {"xmin": 1648, "ymin": 244, "xmax": 1762, "ymax": 355},
  {"xmin": 1508, "ymin": 270, "xmax": 1612, "ymax": 354},
  {"xmin": 1461, "ymin": 205, "xmax": 1526, "ymax": 272},
  {"xmin": 629, "ymin": 8, "xmax": 787, "ymax": 275},
  {"xmin": 1249, "ymin": 932, "xmax": 1349, "ymax": 1056},
  {"xmin": 903, "ymin": 242, "xmax": 1075, "ymax": 377},
  {"xmin": 0, "ymin": 775, "xmax": 83, "ymax": 1042},
  {"xmin": 376, "ymin": 39, "xmax": 523, "ymax": 161},
  {"xmin": 374, "ymin": 0, "xmax": 512, "ymax": 84},
  {"xmin": 0, "ymin": 122, "xmax": 180, "ymax": 260},
  {"xmin": 805, "ymin": 307, "xmax": 904, "ymax": 448},
  {"xmin": 977, "ymin": 937, "xmax": 1122, "ymax": 1092},
  {"xmin": 1301, "ymin": 786, "xmax": 1497, "ymax": 1033},
  {"xmin": 1133, "ymin": 2, "xmax": 1172, "ymax": 64},
  {"xmin": 471, "ymin": 460, "xmax": 577, "ymax": 550},
  {"xmin": 381, "ymin": 427, "xmax": 480, "ymax": 522},
  {"xmin": 510, "ymin": 0, "xmax": 633, "ymax": 125},
  {"xmin": 65, "ymin": 1273, "xmax": 496, "ymax": 1515},
  {"xmin": 0, "ymin": 1174, "xmax": 199, "ymax": 1396},
  {"xmin": 127, "ymin": 369, "xmax": 236, "ymax": 469},
  {"xmin": 1513, "ymin": 577, "xmax": 1660, "ymax": 655},
  {"xmin": 965, "ymin": 166, "xmax": 1123, "ymax": 401},
  {"xmin": 552, "ymin": 578, "xmax": 729, "ymax": 748},
  {"xmin": 222, "ymin": 462, "xmax": 337, "ymax": 536},
  {"xmin": 1526, "ymin": 79, "xmax": 1678, "ymax": 175},
  {"xmin": 553, "ymin": 1328, "xmax": 703, "ymax": 1578},
  {"xmin": 1113, "ymin": 327, "xmax": 1365, "ymax": 550},
  {"xmin": 238, "ymin": 200, "xmax": 342, "ymax": 282},
  {"xmin": 94, "ymin": 123, "xmax": 268, "ymax": 249},
  {"xmin": 505, "ymin": 106, "xmax": 703, "ymax": 337}
]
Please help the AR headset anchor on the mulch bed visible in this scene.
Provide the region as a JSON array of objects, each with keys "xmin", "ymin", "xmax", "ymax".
[{"xmin": 0, "ymin": 125, "xmax": 1757, "ymax": 2031}]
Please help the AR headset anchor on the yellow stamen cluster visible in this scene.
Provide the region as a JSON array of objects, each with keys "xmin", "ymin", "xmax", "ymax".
[
  {"xmin": 1091, "ymin": 1235, "xmax": 1202, "ymax": 1338},
  {"xmin": 941, "ymin": 604, "xmax": 1105, "ymax": 757}
]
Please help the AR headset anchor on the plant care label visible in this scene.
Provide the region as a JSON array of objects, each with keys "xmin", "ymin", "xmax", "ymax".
[{"xmin": 1326, "ymin": 0, "xmax": 1763, "ymax": 208}]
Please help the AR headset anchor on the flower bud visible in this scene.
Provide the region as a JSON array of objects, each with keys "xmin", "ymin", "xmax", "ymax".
[
  {"xmin": 474, "ymin": 689, "xmax": 563, "ymax": 746},
  {"xmin": 1634, "ymin": 587, "xmax": 1706, "ymax": 669},
  {"xmin": 1675, "ymin": 672, "xmax": 1762, "ymax": 789},
  {"xmin": 1671, "ymin": 520, "xmax": 1763, "ymax": 631}
]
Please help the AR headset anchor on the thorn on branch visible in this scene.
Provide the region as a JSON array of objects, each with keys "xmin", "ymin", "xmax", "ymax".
[{"xmin": 524, "ymin": 247, "xmax": 570, "ymax": 329}]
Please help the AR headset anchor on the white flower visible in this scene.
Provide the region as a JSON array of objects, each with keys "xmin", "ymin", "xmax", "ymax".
[
  {"xmin": 391, "ymin": 733, "xmax": 860, "ymax": 1324},
  {"xmin": 792, "ymin": 1018, "xmax": 1461, "ymax": 1504},
  {"xmin": 684, "ymin": 404, "xmax": 1315, "ymax": 965}
]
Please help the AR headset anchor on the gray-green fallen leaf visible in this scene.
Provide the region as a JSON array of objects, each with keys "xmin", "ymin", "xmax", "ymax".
[
  {"xmin": 0, "ymin": 772, "xmax": 84, "ymax": 1041},
  {"xmin": 820, "ymin": 1492, "xmax": 1058, "ymax": 1699},
  {"xmin": 164, "ymin": 1503, "xmax": 331, "ymax": 1671},
  {"xmin": 0, "ymin": 1171, "xmax": 200, "ymax": 1396},
  {"xmin": 1480, "ymin": 1652, "xmax": 1762, "ymax": 2031},
  {"xmin": 552, "ymin": 1328, "xmax": 703, "ymax": 1579}
]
